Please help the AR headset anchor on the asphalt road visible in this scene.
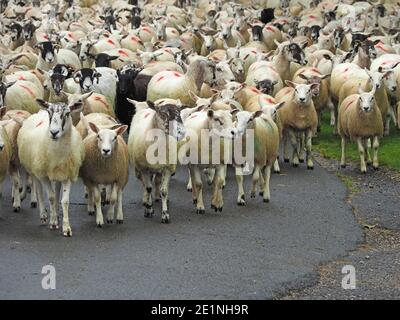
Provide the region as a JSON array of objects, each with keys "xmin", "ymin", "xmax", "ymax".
[{"xmin": 0, "ymin": 161, "xmax": 362, "ymax": 299}]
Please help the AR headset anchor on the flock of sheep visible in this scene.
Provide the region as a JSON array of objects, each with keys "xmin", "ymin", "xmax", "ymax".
[{"xmin": 0, "ymin": 0, "xmax": 399, "ymax": 237}]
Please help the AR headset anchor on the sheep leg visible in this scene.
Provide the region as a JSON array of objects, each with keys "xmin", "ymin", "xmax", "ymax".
[
  {"xmin": 106, "ymin": 184, "xmax": 118, "ymax": 224},
  {"xmin": 186, "ymin": 169, "xmax": 192, "ymax": 192},
  {"xmin": 160, "ymin": 170, "xmax": 172, "ymax": 223},
  {"xmin": 61, "ymin": 180, "xmax": 72, "ymax": 237},
  {"xmin": 30, "ymin": 175, "xmax": 37, "ymax": 208},
  {"xmin": 389, "ymin": 104, "xmax": 397, "ymax": 127},
  {"xmin": 328, "ymin": 97, "xmax": 336, "ymax": 126},
  {"xmin": 55, "ymin": 181, "xmax": 62, "ymax": 218},
  {"xmin": 384, "ymin": 114, "xmax": 391, "ymax": 136},
  {"xmin": 141, "ymin": 172, "xmax": 154, "ymax": 218},
  {"xmin": 262, "ymin": 165, "xmax": 272, "ymax": 203},
  {"xmin": 340, "ymin": 137, "xmax": 346, "ymax": 168},
  {"xmin": 19, "ymin": 167, "xmax": 27, "ymax": 202},
  {"xmin": 34, "ymin": 177, "xmax": 47, "ymax": 225},
  {"xmin": 273, "ymin": 158, "xmax": 281, "ymax": 173},
  {"xmin": 205, "ymin": 168, "xmax": 215, "ymax": 186},
  {"xmin": 298, "ymin": 132, "xmax": 305, "ymax": 163},
  {"xmin": 372, "ymin": 136, "xmax": 379, "ymax": 170},
  {"xmin": 235, "ymin": 166, "xmax": 245, "ymax": 206},
  {"xmin": 288, "ymin": 129, "xmax": 299, "ymax": 167},
  {"xmin": 87, "ymin": 186, "xmax": 95, "ymax": 216},
  {"xmin": 154, "ymin": 173, "xmax": 162, "ymax": 202},
  {"xmin": 357, "ymin": 138, "xmax": 367, "ymax": 173},
  {"xmin": 10, "ymin": 169, "xmax": 21, "ymax": 212},
  {"xmin": 259, "ymin": 167, "xmax": 265, "ymax": 196},
  {"xmin": 250, "ymin": 165, "xmax": 260, "ymax": 198},
  {"xmin": 364, "ymin": 138, "xmax": 372, "ymax": 165},
  {"xmin": 93, "ymin": 185, "xmax": 104, "ymax": 227},
  {"xmin": 0, "ymin": 181, "xmax": 2, "ymax": 198},
  {"xmin": 190, "ymin": 165, "xmax": 204, "ymax": 214},
  {"xmin": 211, "ymin": 165, "xmax": 224, "ymax": 212},
  {"xmin": 116, "ymin": 188, "xmax": 124, "ymax": 224},
  {"xmin": 305, "ymin": 129, "xmax": 314, "ymax": 170},
  {"xmin": 42, "ymin": 179, "xmax": 58, "ymax": 230},
  {"xmin": 283, "ymin": 130, "xmax": 290, "ymax": 162}
]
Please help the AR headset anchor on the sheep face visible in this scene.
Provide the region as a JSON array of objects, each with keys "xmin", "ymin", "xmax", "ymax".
[
  {"xmin": 251, "ymin": 25, "xmax": 263, "ymax": 42},
  {"xmin": 73, "ymin": 69, "xmax": 102, "ymax": 93},
  {"xmin": 255, "ymin": 79, "xmax": 278, "ymax": 95},
  {"xmin": 377, "ymin": 67, "xmax": 398, "ymax": 93},
  {"xmin": 36, "ymin": 99, "xmax": 83, "ymax": 140},
  {"xmin": 358, "ymin": 89, "xmax": 376, "ymax": 113},
  {"xmin": 22, "ymin": 20, "xmax": 39, "ymax": 41},
  {"xmin": 94, "ymin": 54, "xmax": 119, "ymax": 68},
  {"xmin": 317, "ymin": 32, "xmax": 333, "ymax": 50},
  {"xmin": 88, "ymin": 123, "xmax": 128, "ymax": 158},
  {"xmin": 234, "ymin": 110, "xmax": 260, "ymax": 136},
  {"xmin": 260, "ymin": 102, "xmax": 285, "ymax": 121},
  {"xmin": 9, "ymin": 22, "xmax": 22, "ymax": 41},
  {"xmin": 207, "ymin": 109, "xmax": 237, "ymax": 139},
  {"xmin": 333, "ymin": 28, "xmax": 344, "ymax": 48},
  {"xmin": 116, "ymin": 67, "xmax": 140, "ymax": 95},
  {"xmin": 286, "ymin": 81, "xmax": 317, "ymax": 106},
  {"xmin": 0, "ymin": 81, "xmax": 15, "ymax": 107},
  {"xmin": 215, "ymin": 61, "xmax": 235, "ymax": 83},
  {"xmin": 36, "ymin": 41, "xmax": 56, "ymax": 63},
  {"xmin": 149, "ymin": 102, "xmax": 186, "ymax": 141},
  {"xmin": 220, "ymin": 23, "xmax": 232, "ymax": 40},
  {"xmin": 78, "ymin": 40, "xmax": 94, "ymax": 61},
  {"xmin": 284, "ymin": 43, "xmax": 308, "ymax": 66},
  {"xmin": 230, "ymin": 58, "xmax": 244, "ymax": 77}
]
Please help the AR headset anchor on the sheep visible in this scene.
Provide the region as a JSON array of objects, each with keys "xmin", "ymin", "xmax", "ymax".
[
  {"xmin": 232, "ymin": 106, "xmax": 280, "ymax": 205},
  {"xmin": 73, "ymin": 67, "xmax": 118, "ymax": 109},
  {"xmin": 128, "ymin": 101, "xmax": 186, "ymax": 223},
  {"xmin": 17, "ymin": 99, "xmax": 85, "ymax": 236},
  {"xmin": 180, "ymin": 108, "xmax": 237, "ymax": 214},
  {"xmin": 338, "ymin": 87, "xmax": 383, "ymax": 173},
  {"xmin": 147, "ymin": 58, "xmax": 215, "ymax": 107},
  {"xmin": 0, "ymin": 107, "xmax": 32, "ymax": 211},
  {"xmin": 76, "ymin": 112, "xmax": 120, "ymax": 140},
  {"xmin": 35, "ymin": 41, "xmax": 82, "ymax": 71},
  {"xmin": 277, "ymin": 81, "xmax": 319, "ymax": 169},
  {"xmin": 0, "ymin": 112, "xmax": 12, "ymax": 202},
  {"xmin": 1, "ymin": 79, "xmax": 44, "ymax": 114},
  {"xmin": 79, "ymin": 122, "xmax": 129, "ymax": 227}
]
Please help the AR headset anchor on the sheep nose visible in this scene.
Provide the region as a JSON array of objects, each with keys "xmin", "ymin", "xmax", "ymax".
[
  {"xmin": 299, "ymin": 97, "xmax": 306, "ymax": 102},
  {"xmin": 102, "ymin": 148, "xmax": 111, "ymax": 155},
  {"xmin": 363, "ymin": 107, "xmax": 369, "ymax": 112},
  {"xmin": 50, "ymin": 130, "xmax": 59, "ymax": 139},
  {"xmin": 0, "ymin": 144, "xmax": 4, "ymax": 151},
  {"xmin": 392, "ymin": 86, "xmax": 397, "ymax": 92}
]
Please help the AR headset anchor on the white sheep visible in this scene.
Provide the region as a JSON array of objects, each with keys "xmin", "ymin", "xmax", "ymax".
[
  {"xmin": 80, "ymin": 122, "xmax": 129, "ymax": 227},
  {"xmin": 17, "ymin": 99, "xmax": 85, "ymax": 236}
]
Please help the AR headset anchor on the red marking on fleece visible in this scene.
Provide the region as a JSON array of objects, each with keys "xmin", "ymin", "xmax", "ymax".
[
  {"xmin": 19, "ymin": 85, "xmax": 35, "ymax": 98},
  {"xmin": 173, "ymin": 72, "xmax": 182, "ymax": 77},
  {"xmin": 142, "ymin": 27, "xmax": 151, "ymax": 33},
  {"xmin": 157, "ymin": 76, "xmax": 165, "ymax": 82},
  {"xmin": 118, "ymin": 49, "xmax": 128, "ymax": 57},
  {"xmin": 265, "ymin": 26, "xmax": 276, "ymax": 33},
  {"xmin": 189, "ymin": 114, "xmax": 197, "ymax": 119},
  {"xmin": 309, "ymin": 15, "xmax": 317, "ymax": 19},
  {"xmin": 35, "ymin": 120, "xmax": 43, "ymax": 128},
  {"xmin": 94, "ymin": 96, "xmax": 108, "ymax": 108},
  {"xmin": 264, "ymin": 97, "xmax": 275, "ymax": 104},
  {"xmin": 107, "ymin": 39, "xmax": 115, "ymax": 45},
  {"xmin": 18, "ymin": 76, "xmax": 26, "ymax": 80},
  {"xmin": 344, "ymin": 99, "xmax": 354, "ymax": 110},
  {"xmin": 375, "ymin": 43, "xmax": 389, "ymax": 53},
  {"xmin": 144, "ymin": 112, "xmax": 150, "ymax": 118}
]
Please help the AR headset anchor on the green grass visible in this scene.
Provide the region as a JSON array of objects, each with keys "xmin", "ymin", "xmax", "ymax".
[
  {"xmin": 313, "ymin": 113, "xmax": 400, "ymax": 171},
  {"xmin": 335, "ymin": 172, "xmax": 361, "ymax": 194}
]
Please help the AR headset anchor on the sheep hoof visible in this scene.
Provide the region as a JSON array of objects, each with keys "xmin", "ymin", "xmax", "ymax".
[
  {"xmin": 85, "ymin": 193, "xmax": 88, "ymax": 199},
  {"xmin": 117, "ymin": 220, "xmax": 123, "ymax": 224},
  {"xmin": 196, "ymin": 208, "xmax": 205, "ymax": 215},
  {"xmin": 307, "ymin": 166, "xmax": 314, "ymax": 170},
  {"xmin": 284, "ymin": 158, "xmax": 290, "ymax": 163},
  {"xmin": 361, "ymin": 170, "xmax": 367, "ymax": 174},
  {"xmin": 97, "ymin": 223, "xmax": 103, "ymax": 228},
  {"xmin": 263, "ymin": 198, "xmax": 270, "ymax": 203},
  {"xmin": 31, "ymin": 202, "xmax": 37, "ymax": 208},
  {"xmin": 237, "ymin": 195, "xmax": 246, "ymax": 206},
  {"xmin": 292, "ymin": 163, "xmax": 299, "ymax": 167},
  {"xmin": 207, "ymin": 180, "xmax": 213, "ymax": 186},
  {"xmin": 50, "ymin": 224, "xmax": 58, "ymax": 230},
  {"xmin": 259, "ymin": 191, "xmax": 264, "ymax": 197},
  {"xmin": 161, "ymin": 213, "xmax": 170, "ymax": 224},
  {"xmin": 187, "ymin": 187, "xmax": 192, "ymax": 192},
  {"xmin": 63, "ymin": 228, "xmax": 72, "ymax": 237},
  {"xmin": 27, "ymin": 186, "xmax": 31, "ymax": 193},
  {"xmin": 341, "ymin": 164, "xmax": 346, "ymax": 168},
  {"xmin": 106, "ymin": 219, "xmax": 113, "ymax": 224},
  {"xmin": 250, "ymin": 192, "xmax": 256, "ymax": 198},
  {"xmin": 144, "ymin": 208, "xmax": 154, "ymax": 218},
  {"xmin": 274, "ymin": 170, "xmax": 280, "ymax": 174},
  {"xmin": 193, "ymin": 199, "xmax": 197, "ymax": 205},
  {"xmin": 299, "ymin": 159, "xmax": 305, "ymax": 163},
  {"xmin": 373, "ymin": 166, "xmax": 379, "ymax": 171},
  {"xmin": 88, "ymin": 211, "xmax": 95, "ymax": 216},
  {"xmin": 19, "ymin": 187, "xmax": 23, "ymax": 193},
  {"xmin": 155, "ymin": 198, "xmax": 160, "ymax": 202},
  {"xmin": 218, "ymin": 207, "xmax": 222, "ymax": 212},
  {"xmin": 40, "ymin": 217, "xmax": 48, "ymax": 225},
  {"xmin": 13, "ymin": 207, "xmax": 20, "ymax": 213}
]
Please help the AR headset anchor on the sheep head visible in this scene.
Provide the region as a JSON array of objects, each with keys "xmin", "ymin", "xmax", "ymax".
[{"xmin": 88, "ymin": 122, "xmax": 128, "ymax": 158}]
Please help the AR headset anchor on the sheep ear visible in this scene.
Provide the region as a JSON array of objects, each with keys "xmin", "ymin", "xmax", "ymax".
[
  {"xmin": 108, "ymin": 55, "xmax": 119, "ymax": 61},
  {"xmin": 146, "ymin": 100, "xmax": 155, "ymax": 110},
  {"xmin": 310, "ymin": 83, "xmax": 320, "ymax": 91},
  {"xmin": 126, "ymin": 98, "xmax": 137, "ymax": 106},
  {"xmin": 230, "ymin": 108, "xmax": 239, "ymax": 116},
  {"xmin": 285, "ymin": 80, "xmax": 296, "ymax": 88},
  {"xmin": 6, "ymin": 81, "xmax": 16, "ymax": 89},
  {"xmin": 188, "ymin": 91, "xmax": 199, "ymax": 102},
  {"xmin": 0, "ymin": 119, "xmax": 13, "ymax": 127},
  {"xmin": 322, "ymin": 54, "xmax": 332, "ymax": 60},
  {"xmin": 36, "ymin": 98, "xmax": 49, "ymax": 109},
  {"xmin": 115, "ymin": 125, "xmax": 128, "ymax": 136},
  {"xmin": 252, "ymin": 110, "xmax": 263, "ymax": 119},
  {"xmin": 69, "ymin": 101, "xmax": 83, "ymax": 112},
  {"xmin": 88, "ymin": 122, "xmax": 99, "ymax": 134},
  {"xmin": 0, "ymin": 106, "xmax": 7, "ymax": 119},
  {"xmin": 73, "ymin": 71, "xmax": 82, "ymax": 83},
  {"xmin": 82, "ymin": 91, "xmax": 94, "ymax": 100},
  {"xmin": 274, "ymin": 101, "xmax": 285, "ymax": 111},
  {"xmin": 298, "ymin": 73, "xmax": 308, "ymax": 81},
  {"xmin": 207, "ymin": 109, "xmax": 214, "ymax": 118}
]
